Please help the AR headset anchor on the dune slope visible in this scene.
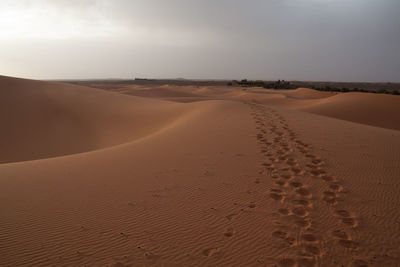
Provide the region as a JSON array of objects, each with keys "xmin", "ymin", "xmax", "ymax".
[
  {"xmin": 0, "ymin": 76, "xmax": 191, "ymax": 163},
  {"xmin": 229, "ymin": 87, "xmax": 400, "ymax": 131},
  {"xmin": 299, "ymin": 92, "xmax": 400, "ymax": 130}
]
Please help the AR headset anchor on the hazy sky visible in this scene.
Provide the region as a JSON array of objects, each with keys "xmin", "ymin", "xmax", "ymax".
[{"xmin": 0, "ymin": 0, "xmax": 399, "ymax": 81}]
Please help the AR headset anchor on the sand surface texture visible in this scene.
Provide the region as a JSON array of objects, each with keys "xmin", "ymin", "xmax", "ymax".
[{"xmin": 1, "ymin": 76, "xmax": 400, "ymax": 266}]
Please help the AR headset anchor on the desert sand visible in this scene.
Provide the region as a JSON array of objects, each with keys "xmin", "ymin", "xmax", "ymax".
[{"xmin": 1, "ymin": 76, "xmax": 400, "ymax": 266}]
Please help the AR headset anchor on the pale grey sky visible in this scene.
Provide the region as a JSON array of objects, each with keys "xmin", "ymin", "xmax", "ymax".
[{"xmin": 0, "ymin": 0, "xmax": 399, "ymax": 81}]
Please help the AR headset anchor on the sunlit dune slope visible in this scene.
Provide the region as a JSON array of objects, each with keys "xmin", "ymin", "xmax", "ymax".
[
  {"xmin": 299, "ymin": 92, "xmax": 400, "ymax": 130},
  {"xmin": 0, "ymin": 86, "xmax": 256, "ymax": 267},
  {"xmin": 281, "ymin": 87, "xmax": 336, "ymax": 99},
  {"xmin": 0, "ymin": 76, "xmax": 191, "ymax": 163}
]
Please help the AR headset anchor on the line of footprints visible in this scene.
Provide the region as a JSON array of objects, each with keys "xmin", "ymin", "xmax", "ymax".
[{"xmin": 247, "ymin": 102, "xmax": 368, "ymax": 267}]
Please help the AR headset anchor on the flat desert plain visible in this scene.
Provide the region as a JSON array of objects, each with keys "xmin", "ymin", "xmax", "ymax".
[{"xmin": 1, "ymin": 75, "xmax": 400, "ymax": 267}]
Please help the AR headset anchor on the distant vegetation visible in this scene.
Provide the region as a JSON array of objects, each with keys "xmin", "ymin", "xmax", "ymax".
[
  {"xmin": 311, "ymin": 85, "xmax": 399, "ymax": 95},
  {"xmin": 232, "ymin": 79, "xmax": 297, "ymax": 89},
  {"xmin": 229, "ymin": 79, "xmax": 400, "ymax": 95}
]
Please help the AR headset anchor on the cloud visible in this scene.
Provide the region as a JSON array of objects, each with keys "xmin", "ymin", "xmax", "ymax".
[{"xmin": 0, "ymin": 0, "xmax": 399, "ymax": 81}]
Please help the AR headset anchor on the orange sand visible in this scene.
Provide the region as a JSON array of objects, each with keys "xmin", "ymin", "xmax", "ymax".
[{"xmin": 0, "ymin": 76, "xmax": 399, "ymax": 266}]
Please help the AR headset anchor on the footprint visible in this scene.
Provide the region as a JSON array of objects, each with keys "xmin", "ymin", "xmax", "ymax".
[
  {"xmin": 323, "ymin": 191, "xmax": 336, "ymax": 198},
  {"xmin": 270, "ymin": 193, "xmax": 284, "ymax": 201},
  {"xmin": 322, "ymin": 175, "xmax": 336, "ymax": 182},
  {"xmin": 332, "ymin": 229, "xmax": 349, "ymax": 240},
  {"xmin": 304, "ymin": 245, "xmax": 321, "ymax": 256},
  {"xmin": 276, "ymin": 150, "xmax": 286, "ymax": 155},
  {"xmin": 310, "ymin": 168, "xmax": 326, "ymax": 177},
  {"xmin": 292, "ymin": 207, "xmax": 308, "ymax": 217},
  {"xmin": 278, "ymin": 208, "xmax": 290, "ymax": 215},
  {"xmin": 336, "ymin": 210, "xmax": 351, "ymax": 218},
  {"xmin": 290, "ymin": 167, "xmax": 304, "ymax": 175},
  {"xmin": 266, "ymin": 166, "xmax": 276, "ymax": 172},
  {"xmin": 290, "ymin": 181, "xmax": 303, "ymax": 188},
  {"xmin": 275, "ymin": 180, "xmax": 287, "ymax": 187},
  {"xmin": 296, "ymin": 187, "xmax": 312, "ymax": 198},
  {"xmin": 302, "ymin": 233, "xmax": 318, "ymax": 242},
  {"xmin": 323, "ymin": 196, "xmax": 338, "ymax": 206},
  {"xmin": 262, "ymin": 162, "xmax": 274, "ymax": 167},
  {"xmin": 295, "ymin": 140, "xmax": 305, "ymax": 146},
  {"xmin": 341, "ymin": 217, "xmax": 358, "ymax": 227},
  {"xmin": 271, "ymin": 188, "xmax": 283, "ymax": 193},
  {"xmin": 272, "ymin": 230, "xmax": 287, "ymax": 239},
  {"xmin": 248, "ymin": 202, "xmax": 256, "ymax": 208},
  {"xmin": 299, "ymin": 148, "xmax": 308, "ymax": 154},
  {"xmin": 223, "ymin": 228, "xmax": 234, "ymax": 237},
  {"xmin": 285, "ymin": 236, "xmax": 296, "ymax": 246},
  {"xmin": 329, "ymin": 184, "xmax": 343, "ymax": 192},
  {"xmin": 311, "ymin": 158, "xmax": 323, "ymax": 165},
  {"xmin": 279, "ymin": 155, "xmax": 288, "ymax": 161},
  {"xmin": 270, "ymin": 157, "xmax": 279, "ymax": 163},
  {"xmin": 294, "ymin": 217, "xmax": 311, "ymax": 228}
]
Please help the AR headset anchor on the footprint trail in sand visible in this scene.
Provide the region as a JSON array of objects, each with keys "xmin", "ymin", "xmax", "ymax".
[{"xmin": 247, "ymin": 101, "xmax": 368, "ymax": 267}]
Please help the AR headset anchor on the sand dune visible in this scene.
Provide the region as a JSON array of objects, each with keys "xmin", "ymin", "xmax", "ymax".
[
  {"xmin": 0, "ymin": 77, "xmax": 399, "ymax": 266},
  {"xmin": 299, "ymin": 92, "xmax": 400, "ymax": 130},
  {"xmin": 280, "ymin": 88, "xmax": 336, "ymax": 100},
  {"xmin": 245, "ymin": 87, "xmax": 336, "ymax": 100},
  {"xmin": 228, "ymin": 87, "xmax": 400, "ymax": 130},
  {"xmin": 0, "ymin": 76, "xmax": 195, "ymax": 163}
]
